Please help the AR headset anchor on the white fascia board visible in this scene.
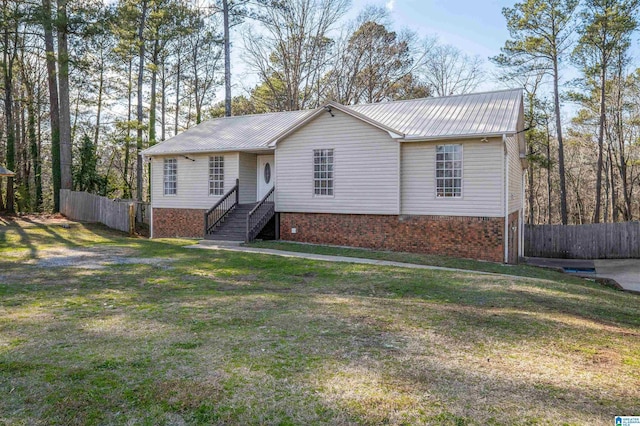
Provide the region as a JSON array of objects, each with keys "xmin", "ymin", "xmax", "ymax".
[{"xmin": 401, "ymin": 132, "xmax": 513, "ymax": 142}]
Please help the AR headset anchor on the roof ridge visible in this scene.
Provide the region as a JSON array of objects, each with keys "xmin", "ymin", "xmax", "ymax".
[
  {"xmin": 208, "ymin": 109, "xmax": 311, "ymax": 120},
  {"xmin": 350, "ymin": 87, "xmax": 523, "ymax": 108}
]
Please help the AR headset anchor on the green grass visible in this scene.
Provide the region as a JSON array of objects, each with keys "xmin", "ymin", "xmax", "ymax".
[
  {"xmin": 1, "ymin": 218, "xmax": 639, "ymax": 425},
  {"xmin": 248, "ymin": 240, "xmax": 588, "ymax": 282}
]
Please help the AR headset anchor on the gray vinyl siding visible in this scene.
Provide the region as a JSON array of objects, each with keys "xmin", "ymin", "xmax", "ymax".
[
  {"xmin": 238, "ymin": 152, "xmax": 257, "ymax": 203},
  {"xmin": 151, "ymin": 152, "xmax": 239, "ymax": 209},
  {"xmin": 506, "ymin": 135, "xmax": 523, "ymax": 213},
  {"xmin": 275, "ymin": 108, "xmax": 399, "ymax": 214},
  {"xmin": 401, "ymin": 138, "xmax": 504, "ymax": 217}
]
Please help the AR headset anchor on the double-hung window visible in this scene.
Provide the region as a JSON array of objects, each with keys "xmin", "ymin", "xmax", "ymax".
[
  {"xmin": 209, "ymin": 156, "xmax": 224, "ymax": 196},
  {"xmin": 435, "ymin": 144, "xmax": 462, "ymax": 198},
  {"xmin": 163, "ymin": 158, "xmax": 177, "ymax": 195},
  {"xmin": 313, "ymin": 149, "xmax": 334, "ymax": 196}
]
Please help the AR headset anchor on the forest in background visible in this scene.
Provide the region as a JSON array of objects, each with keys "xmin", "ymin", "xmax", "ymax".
[{"xmin": 0, "ymin": 0, "xmax": 639, "ymax": 225}]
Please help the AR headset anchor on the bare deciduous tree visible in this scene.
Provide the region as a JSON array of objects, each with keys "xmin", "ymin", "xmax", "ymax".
[
  {"xmin": 243, "ymin": 0, "xmax": 349, "ymax": 111},
  {"xmin": 421, "ymin": 44, "xmax": 483, "ymax": 96}
]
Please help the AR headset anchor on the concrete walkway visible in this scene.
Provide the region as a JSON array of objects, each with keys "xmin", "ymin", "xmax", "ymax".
[
  {"xmin": 189, "ymin": 242, "xmax": 640, "ymax": 293},
  {"xmin": 188, "ymin": 241, "xmax": 544, "ymax": 282},
  {"xmin": 594, "ymin": 259, "xmax": 640, "ymax": 293},
  {"xmin": 526, "ymin": 257, "xmax": 640, "ymax": 293}
]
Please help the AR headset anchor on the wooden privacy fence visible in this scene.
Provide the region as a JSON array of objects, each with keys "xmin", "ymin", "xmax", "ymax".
[
  {"xmin": 525, "ymin": 222, "xmax": 640, "ymax": 259},
  {"xmin": 60, "ymin": 189, "xmax": 135, "ymax": 234}
]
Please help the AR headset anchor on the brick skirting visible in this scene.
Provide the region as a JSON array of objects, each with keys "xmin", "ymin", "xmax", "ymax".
[
  {"xmin": 280, "ymin": 213, "xmax": 510, "ymax": 263},
  {"xmin": 153, "ymin": 208, "xmax": 205, "ymax": 238}
]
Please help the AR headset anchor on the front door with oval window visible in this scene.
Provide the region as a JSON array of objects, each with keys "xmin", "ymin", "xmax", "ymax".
[{"xmin": 257, "ymin": 155, "xmax": 274, "ymax": 201}]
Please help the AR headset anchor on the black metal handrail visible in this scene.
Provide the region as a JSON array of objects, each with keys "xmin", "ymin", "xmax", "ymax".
[
  {"xmin": 204, "ymin": 178, "xmax": 239, "ymax": 235},
  {"xmin": 246, "ymin": 186, "xmax": 275, "ymax": 242}
]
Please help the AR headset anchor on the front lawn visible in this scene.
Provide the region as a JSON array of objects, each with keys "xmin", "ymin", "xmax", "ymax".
[
  {"xmin": 248, "ymin": 240, "xmax": 587, "ymax": 282},
  {"xmin": 1, "ymin": 218, "xmax": 639, "ymax": 425}
]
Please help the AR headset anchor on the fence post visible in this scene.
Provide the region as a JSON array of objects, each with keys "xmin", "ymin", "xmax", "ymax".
[{"xmin": 129, "ymin": 203, "xmax": 135, "ymax": 236}]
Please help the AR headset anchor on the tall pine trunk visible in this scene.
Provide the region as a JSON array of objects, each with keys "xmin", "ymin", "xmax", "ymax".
[
  {"xmin": 161, "ymin": 58, "xmax": 166, "ymax": 142},
  {"xmin": 593, "ymin": 63, "xmax": 606, "ymax": 223},
  {"xmin": 24, "ymin": 75, "xmax": 41, "ymax": 211},
  {"xmin": 124, "ymin": 57, "xmax": 132, "ymax": 199},
  {"xmin": 3, "ymin": 17, "xmax": 15, "ymax": 213},
  {"xmin": 553, "ymin": 57, "xmax": 568, "ymax": 225},
  {"xmin": 44, "ymin": 0, "xmax": 61, "ymax": 211},
  {"xmin": 223, "ymin": 0, "xmax": 231, "ymax": 117},
  {"xmin": 174, "ymin": 52, "xmax": 181, "ymax": 135},
  {"xmin": 94, "ymin": 52, "xmax": 104, "ymax": 148},
  {"xmin": 136, "ymin": 0, "xmax": 148, "ymax": 218},
  {"xmin": 545, "ymin": 118, "xmax": 553, "ymax": 224},
  {"xmin": 57, "ymin": 0, "xmax": 72, "ymax": 191},
  {"xmin": 608, "ymin": 142, "xmax": 618, "ymax": 222}
]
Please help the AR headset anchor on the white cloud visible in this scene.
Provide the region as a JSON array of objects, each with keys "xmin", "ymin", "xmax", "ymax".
[{"xmin": 385, "ymin": 0, "xmax": 396, "ymax": 11}]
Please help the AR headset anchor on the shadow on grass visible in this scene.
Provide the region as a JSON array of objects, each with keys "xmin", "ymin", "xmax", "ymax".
[
  {"xmin": 1, "ymin": 239, "xmax": 639, "ymax": 424},
  {"xmin": 2, "ymin": 274, "xmax": 637, "ymax": 424}
]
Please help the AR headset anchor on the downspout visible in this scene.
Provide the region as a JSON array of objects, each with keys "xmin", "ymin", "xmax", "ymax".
[
  {"xmin": 520, "ymin": 172, "xmax": 525, "ymax": 258},
  {"xmin": 149, "ymin": 157, "xmax": 154, "ymax": 239},
  {"xmin": 503, "ymin": 134, "xmax": 509, "ymax": 264},
  {"xmin": 397, "ymin": 141, "xmax": 402, "ymax": 214},
  {"xmin": 273, "ymin": 148, "xmax": 280, "ymax": 240}
]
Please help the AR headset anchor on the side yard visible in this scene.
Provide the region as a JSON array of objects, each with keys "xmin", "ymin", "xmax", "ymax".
[{"xmin": 1, "ymin": 218, "xmax": 639, "ymax": 425}]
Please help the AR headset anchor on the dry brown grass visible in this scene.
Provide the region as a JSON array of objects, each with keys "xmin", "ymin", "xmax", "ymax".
[{"xmin": 1, "ymin": 219, "xmax": 638, "ymax": 425}]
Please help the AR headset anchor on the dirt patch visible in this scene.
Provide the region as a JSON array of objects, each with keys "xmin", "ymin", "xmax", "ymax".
[
  {"xmin": 24, "ymin": 246, "xmax": 173, "ymax": 270},
  {"xmin": 1, "ymin": 213, "xmax": 71, "ymax": 226}
]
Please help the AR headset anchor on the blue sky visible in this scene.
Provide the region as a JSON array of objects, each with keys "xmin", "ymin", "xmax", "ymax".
[
  {"xmin": 231, "ymin": 0, "xmax": 518, "ymax": 95},
  {"xmin": 354, "ymin": 0, "xmax": 514, "ymax": 60},
  {"xmin": 349, "ymin": 0, "xmax": 520, "ymax": 92}
]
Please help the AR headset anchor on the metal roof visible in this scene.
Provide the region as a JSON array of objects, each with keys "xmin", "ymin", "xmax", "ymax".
[
  {"xmin": 142, "ymin": 89, "xmax": 522, "ymax": 156},
  {"xmin": 0, "ymin": 165, "xmax": 15, "ymax": 176},
  {"xmin": 142, "ymin": 109, "xmax": 313, "ymax": 156},
  {"xmin": 349, "ymin": 89, "xmax": 522, "ymax": 139}
]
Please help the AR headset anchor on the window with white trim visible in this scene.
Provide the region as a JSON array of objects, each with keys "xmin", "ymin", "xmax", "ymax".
[
  {"xmin": 163, "ymin": 158, "xmax": 177, "ymax": 195},
  {"xmin": 209, "ymin": 156, "xmax": 224, "ymax": 195},
  {"xmin": 313, "ymin": 149, "xmax": 333, "ymax": 196},
  {"xmin": 436, "ymin": 144, "xmax": 462, "ymax": 197}
]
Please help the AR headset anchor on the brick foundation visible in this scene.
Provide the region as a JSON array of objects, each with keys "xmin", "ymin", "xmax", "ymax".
[
  {"xmin": 280, "ymin": 213, "xmax": 511, "ymax": 263},
  {"xmin": 153, "ymin": 208, "xmax": 205, "ymax": 238}
]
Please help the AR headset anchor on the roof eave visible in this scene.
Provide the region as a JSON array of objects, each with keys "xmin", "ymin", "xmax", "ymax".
[
  {"xmin": 401, "ymin": 131, "xmax": 515, "ymax": 142},
  {"xmin": 141, "ymin": 146, "xmax": 274, "ymax": 158}
]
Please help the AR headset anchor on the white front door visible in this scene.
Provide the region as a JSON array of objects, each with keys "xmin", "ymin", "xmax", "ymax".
[{"xmin": 257, "ymin": 155, "xmax": 274, "ymax": 201}]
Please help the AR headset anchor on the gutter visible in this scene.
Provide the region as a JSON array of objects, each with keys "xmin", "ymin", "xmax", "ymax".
[
  {"xmin": 141, "ymin": 147, "xmax": 275, "ymax": 159},
  {"xmin": 402, "ymin": 132, "xmax": 514, "ymax": 142}
]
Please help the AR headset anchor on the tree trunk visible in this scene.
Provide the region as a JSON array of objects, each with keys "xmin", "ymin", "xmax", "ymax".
[
  {"xmin": 93, "ymin": 52, "xmax": 104, "ymax": 148},
  {"xmin": 136, "ymin": 0, "xmax": 148, "ymax": 213},
  {"xmin": 545, "ymin": 118, "xmax": 553, "ymax": 224},
  {"xmin": 124, "ymin": 57, "xmax": 132, "ymax": 199},
  {"xmin": 36, "ymin": 66, "xmax": 43, "ymax": 209},
  {"xmin": 608, "ymin": 142, "xmax": 618, "ymax": 222},
  {"xmin": 223, "ymin": 0, "xmax": 231, "ymax": 117},
  {"xmin": 161, "ymin": 58, "xmax": 166, "ymax": 141},
  {"xmin": 57, "ymin": 0, "xmax": 72, "ymax": 191},
  {"xmin": 192, "ymin": 39, "xmax": 201, "ymax": 124},
  {"xmin": 43, "ymin": 0, "xmax": 61, "ymax": 211},
  {"xmin": 24, "ymin": 77, "xmax": 41, "ymax": 211},
  {"xmin": 18, "ymin": 93, "xmax": 29, "ymax": 211},
  {"xmin": 593, "ymin": 63, "xmax": 606, "ymax": 224},
  {"xmin": 174, "ymin": 53, "xmax": 181, "ymax": 135},
  {"xmin": 149, "ymin": 38, "xmax": 158, "ymax": 146},
  {"xmin": 3, "ymin": 18, "xmax": 15, "ymax": 213},
  {"xmin": 527, "ymin": 145, "xmax": 535, "ymax": 224},
  {"xmin": 553, "ymin": 57, "xmax": 568, "ymax": 225}
]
